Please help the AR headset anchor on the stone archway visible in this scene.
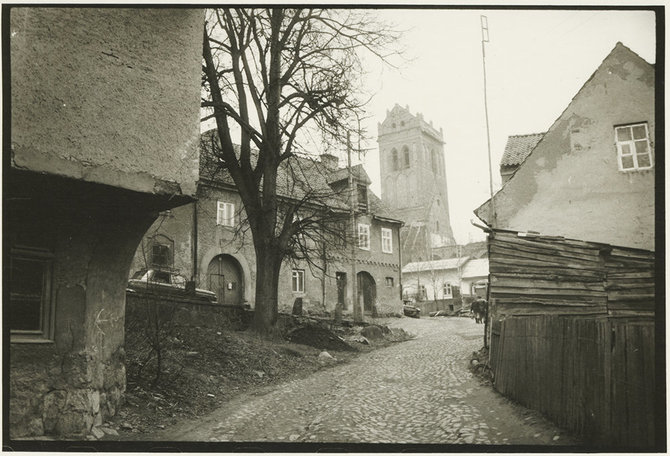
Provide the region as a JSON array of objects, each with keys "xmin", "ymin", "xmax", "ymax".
[
  {"xmin": 357, "ymin": 271, "xmax": 376, "ymax": 313},
  {"xmin": 207, "ymin": 254, "xmax": 244, "ymax": 305}
]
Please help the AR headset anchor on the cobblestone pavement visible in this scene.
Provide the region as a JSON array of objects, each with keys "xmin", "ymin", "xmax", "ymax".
[{"xmin": 147, "ymin": 317, "xmax": 580, "ymax": 446}]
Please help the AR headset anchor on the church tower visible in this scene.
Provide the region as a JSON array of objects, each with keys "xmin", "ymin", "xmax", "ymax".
[{"xmin": 377, "ymin": 104, "xmax": 456, "ymax": 264}]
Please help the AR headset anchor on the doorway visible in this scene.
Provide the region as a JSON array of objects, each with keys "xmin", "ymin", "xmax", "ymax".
[
  {"xmin": 336, "ymin": 272, "xmax": 347, "ymax": 310},
  {"xmin": 357, "ymin": 271, "xmax": 376, "ymax": 313},
  {"xmin": 207, "ymin": 254, "xmax": 244, "ymax": 305}
]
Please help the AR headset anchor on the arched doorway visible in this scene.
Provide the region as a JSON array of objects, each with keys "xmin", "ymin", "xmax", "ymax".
[
  {"xmin": 207, "ymin": 254, "xmax": 244, "ymax": 305},
  {"xmin": 357, "ymin": 271, "xmax": 376, "ymax": 313}
]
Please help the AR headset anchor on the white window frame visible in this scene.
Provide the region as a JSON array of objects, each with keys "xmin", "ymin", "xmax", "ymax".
[
  {"xmin": 443, "ymin": 283, "xmax": 452, "ymax": 298},
  {"xmin": 216, "ymin": 201, "xmax": 235, "ymax": 227},
  {"xmin": 381, "ymin": 228, "xmax": 393, "ymax": 254},
  {"xmin": 357, "ymin": 223, "xmax": 370, "ymax": 250},
  {"xmin": 615, "ymin": 123, "xmax": 653, "ymax": 172},
  {"xmin": 292, "ymin": 269, "xmax": 305, "ymax": 293}
]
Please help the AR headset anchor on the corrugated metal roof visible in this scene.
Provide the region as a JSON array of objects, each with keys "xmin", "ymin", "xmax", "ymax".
[
  {"xmin": 461, "ymin": 258, "xmax": 489, "ymax": 279},
  {"xmin": 500, "ymin": 133, "xmax": 544, "ymax": 167},
  {"xmin": 402, "ymin": 257, "xmax": 469, "ymax": 274}
]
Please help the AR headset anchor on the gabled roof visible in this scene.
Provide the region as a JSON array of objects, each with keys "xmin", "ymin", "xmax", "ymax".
[
  {"xmin": 475, "ymin": 42, "xmax": 654, "ymax": 226},
  {"xmin": 461, "ymin": 258, "xmax": 489, "ymax": 279},
  {"xmin": 500, "ymin": 133, "xmax": 545, "ymax": 167},
  {"xmin": 402, "ymin": 256, "xmax": 469, "ymax": 274}
]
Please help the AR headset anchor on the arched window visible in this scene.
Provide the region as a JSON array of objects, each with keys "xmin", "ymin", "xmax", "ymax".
[
  {"xmin": 402, "ymin": 146, "xmax": 410, "ymax": 168},
  {"xmin": 391, "ymin": 149, "xmax": 398, "ymax": 171},
  {"xmin": 149, "ymin": 234, "xmax": 174, "ymax": 269},
  {"xmin": 430, "ymin": 149, "xmax": 437, "ymax": 170}
]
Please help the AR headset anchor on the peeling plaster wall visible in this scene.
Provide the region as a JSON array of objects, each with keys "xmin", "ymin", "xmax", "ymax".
[
  {"xmin": 481, "ymin": 45, "xmax": 654, "ymax": 250},
  {"xmin": 10, "ymin": 8, "xmax": 203, "ymax": 197},
  {"xmin": 8, "ymin": 8, "xmax": 204, "ymax": 438}
]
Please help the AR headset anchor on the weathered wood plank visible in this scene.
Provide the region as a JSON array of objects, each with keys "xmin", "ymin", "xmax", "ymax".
[
  {"xmin": 491, "ymin": 244, "xmax": 601, "ymax": 268},
  {"xmin": 494, "ymin": 238, "xmax": 601, "ymax": 262},
  {"xmin": 493, "ymin": 276, "xmax": 605, "ymax": 291}
]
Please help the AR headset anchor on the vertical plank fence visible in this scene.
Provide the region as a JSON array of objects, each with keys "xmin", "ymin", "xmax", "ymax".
[{"xmin": 492, "ymin": 315, "xmax": 655, "ymax": 448}]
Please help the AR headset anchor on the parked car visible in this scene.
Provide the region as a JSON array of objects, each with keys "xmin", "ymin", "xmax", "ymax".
[
  {"xmin": 127, "ymin": 269, "xmax": 217, "ymax": 303},
  {"xmin": 402, "ymin": 303, "xmax": 421, "ymax": 318}
]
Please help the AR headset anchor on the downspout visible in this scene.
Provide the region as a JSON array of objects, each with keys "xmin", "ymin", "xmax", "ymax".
[
  {"xmin": 398, "ymin": 224, "xmax": 403, "ymax": 302},
  {"xmin": 192, "ymin": 199, "xmax": 198, "ymax": 284}
]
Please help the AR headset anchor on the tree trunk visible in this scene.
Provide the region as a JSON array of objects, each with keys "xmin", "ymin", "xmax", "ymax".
[{"xmin": 252, "ymin": 246, "xmax": 282, "ymax": 334}]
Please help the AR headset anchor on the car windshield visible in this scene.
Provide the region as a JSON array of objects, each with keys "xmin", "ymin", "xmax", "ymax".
[
  {"xmin": 131, "ymin": 270, "xmax": 147, "ymax": 280},
  {"xmin": 152, "ymin": 271, "xmax": 171, "ymax": 284}
]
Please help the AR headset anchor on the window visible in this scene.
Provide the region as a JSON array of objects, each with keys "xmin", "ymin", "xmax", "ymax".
[
  {"xmin": 217, "ymin": 201, "xmax": 235, "ymax": 226},
  {"xmin": 391, "ymin": 149, "xmax": 398, "ymax": 171},
  {"xmin": 292, "ymin": 269, "xmax": 305, "ymax": 293},
  {"xmin": 357, "ymin": 185, "xmax": 368, "ymax": 212},
  {"xmin": 385, "ymin": 277, "xmax": 394, "ymax": 287},
  {"xmin": 615, "ymin": 123, "xmax": 652, "ymax": 171},
  {"xmin": 443, "ymin": 283, "xmax": 452, "ymax": 298},
  {"xmin": 151, "ymin": 244, "xmax": 171, "ymax": 268},
  {"xmin": 402, "ymin": 146, "xmax": 410, "ymax": 168},
  {"xmin": 357, "ymin": 223, "xmax": 370, "ymax": 250},
  {"xmin": 10, "ymin": 248, "xmax": 54, "ymax": 341},
  {"xmin": 419, "ymin": 284, "xmax": 426, "ymax": 300},
  {"xmin": 381, "ymin": 228, "xmax": 393, "ymax": 253}
]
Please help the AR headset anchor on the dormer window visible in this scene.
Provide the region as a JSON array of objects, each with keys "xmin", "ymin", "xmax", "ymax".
[
  {"xmin": 615, "ymin": 123, "xmax": 652, "ymax": 171},
  {"xmin": 357, "ymin": 184, "xmax": 368, "ymax": 212}
]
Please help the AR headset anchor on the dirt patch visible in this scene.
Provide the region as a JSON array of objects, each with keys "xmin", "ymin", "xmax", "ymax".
[{"xmin": 104, "ymin": 312, "xmax": 410, "ymax": 439}]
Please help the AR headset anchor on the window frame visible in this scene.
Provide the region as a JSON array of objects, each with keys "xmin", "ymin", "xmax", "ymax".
[
  {"xmin": 9, "ymin": 247, "xmax": 55, "ymax": 343},
  {"xmin": 615, "ymin": 122, "xmax": 653, "ymax": 172},
  {"xmin": 443, "ymin": 283, "xmax": 452, "ymax": 298},
  {"xmin": 357, "ymin": 223, "xmax": 370, "ymax": 250},
  {"xmin": 216, "ymin": 201, "xmax": 235, "ymax": 227},
  {"xmin": 291, "ymin": 269, "xmax": 305, "ymax": 293},
  {"xmin": 381, "ymin": 227, "xmax": 393, "ymax": 254},
  {"xmin": 385, "ymin": 277, "xmax": 394, "ymax": 287}
]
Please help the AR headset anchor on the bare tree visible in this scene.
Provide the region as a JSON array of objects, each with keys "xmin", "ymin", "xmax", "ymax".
[{"xmin": 201, "ymin": 8, "xmax": 400, "ymax": 334}]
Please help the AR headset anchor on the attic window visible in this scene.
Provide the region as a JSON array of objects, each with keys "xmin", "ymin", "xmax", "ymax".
[
  {"xmin": 615, "ymin": 123, "xmax": 652, "ymax": 171},
  {"xmin": 357, "ymin": 184, "xmax": 368, "ymax": 212}
]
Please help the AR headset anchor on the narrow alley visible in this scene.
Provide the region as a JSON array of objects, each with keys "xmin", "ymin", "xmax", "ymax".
[{"xmin": 142, "ymin": 317, "xmax": 579, "ymax": 446}]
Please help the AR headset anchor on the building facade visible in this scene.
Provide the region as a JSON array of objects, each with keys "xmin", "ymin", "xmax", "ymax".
[
  {"xmin": 8, "ymin": 8, "xmax": 204, "ymax": 438},
  {"xmin": 129, "ymin": 133, "xmax": 404, "ymax": 318},
  {"xmin": 477, "ymin": 43, "xmax": 655, "ymax": 251},
  {"xmin": 377, "ymin": 104, "xmax": 456, "ymax": 264}
]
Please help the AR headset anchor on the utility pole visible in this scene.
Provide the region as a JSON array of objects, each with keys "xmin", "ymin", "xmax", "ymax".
[
  {"xmin": 348, "ymin": 131, "xmax": 361, "ymax": 323},
  {"xmin": 480, "ymin": 15, "xmax": 493, "ymax": 350},
  {"xmin": 481, "ymin": 15, "xmax": 495, "ymax": 227}
]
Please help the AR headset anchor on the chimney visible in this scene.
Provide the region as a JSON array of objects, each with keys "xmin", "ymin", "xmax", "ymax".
[{"xmin": 320, "ymin": 153, "xmax": 339, "ymax": 170}]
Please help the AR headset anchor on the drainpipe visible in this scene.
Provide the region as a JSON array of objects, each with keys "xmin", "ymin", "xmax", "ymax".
[
  {"xmin": 192, "ymin": 199, "xmax": 198, "ymax": 284},
  {"xmin": 398, "ymin": 225, "xmax": 403, "ymax": 302}
]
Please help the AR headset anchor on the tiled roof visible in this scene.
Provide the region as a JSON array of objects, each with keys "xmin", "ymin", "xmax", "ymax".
[
  {"xmin": 402, "ymin": 257, "xmax": 470, "ymax": 274},
  {"xmin": 327, "ymin": 164, "xmax": 371, "ymax": 185},
  {"xmin": 461, "ymin": 258, "xmax": 489, "ymax": 278},
  {"xmin": 500, "ymin": 133, "xmax": 544, "ymax": 167}
]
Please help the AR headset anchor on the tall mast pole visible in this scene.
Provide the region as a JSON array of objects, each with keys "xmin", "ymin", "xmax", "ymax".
[{"xmin": 481, "ymin": 15, "xmax": 495, "ymax": 227}]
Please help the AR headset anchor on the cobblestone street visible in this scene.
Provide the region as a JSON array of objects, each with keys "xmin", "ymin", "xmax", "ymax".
[{"xmin": 146, "ymin": 317, "xmax": 579, "ymax": 446}]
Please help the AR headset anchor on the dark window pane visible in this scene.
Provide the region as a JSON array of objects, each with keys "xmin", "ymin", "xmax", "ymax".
[
  {"xmin": 153, "ymin": 271, "xmax": 170, "ymax": 283},
  {"xmin": 637, "ymin": 154, "xmax": 651, "ymax": 168},
  {"xmin": 10, "ymin": 258, "xmax": 44, "ymax": 331},
  {"xmin": 10, "ymin": 297, "xmax": 42, "ymax": 331},
  {"xmin": 621, "ymin": 144, "xmax": 632, "ymax": 155},
  {"xmin": 635, "ymin": 140, "xmax": 648, "ymax": 155},
  {"xmin": 616, "ymin": 127, "xmax": 632, "ymax": 141},
  {"xmin": 632, "ymin": 125, "xmax": 647, "ymax": 140},
  {"xmin": 621, "ymin": 156, "xmax": 635, "ymax": 169}
]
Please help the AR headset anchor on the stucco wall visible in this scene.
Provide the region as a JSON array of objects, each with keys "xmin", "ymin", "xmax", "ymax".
[
  {"xmin": 402, "ymin": 269, "xmax": 461, "ymax": 301},
  {"xmin": 9, "ymin": 179, "xmax": 156, "ymax": 438},
  {"xmin": 10, "ymin": 8, "xmax": 203, "ymax": 197},
  {"xmin": 131, "ymin": 182, "xmax": 403, "ymax": 317},
  {"xmin": 479, "ymin": 44, "xmax": 654, "ymax": 250}
]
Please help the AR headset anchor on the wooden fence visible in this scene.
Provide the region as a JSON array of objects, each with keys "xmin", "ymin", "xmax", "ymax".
[
  {"xmin": 492, "ymin": 315, "xmax": 655, "ymax": 448},
  {"xmin": 487, "ymin": 229, "xmax": 657, "ymax": 448}
]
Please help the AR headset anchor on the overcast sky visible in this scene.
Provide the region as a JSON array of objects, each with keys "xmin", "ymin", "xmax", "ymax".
[{"xmin": 349, "ymin": 8, "xmax": 656, "ymax": 245}]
